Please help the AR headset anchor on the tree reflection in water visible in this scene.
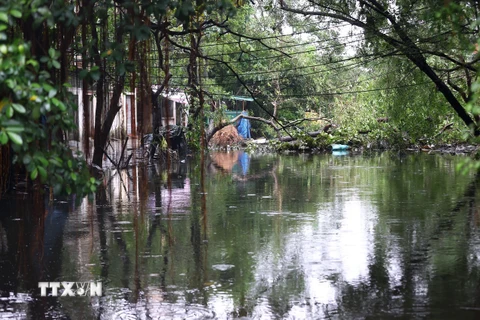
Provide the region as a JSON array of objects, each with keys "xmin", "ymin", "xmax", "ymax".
[{"xmin": 1, "ymin": 153, "xmax": 480, "ymax": 319}]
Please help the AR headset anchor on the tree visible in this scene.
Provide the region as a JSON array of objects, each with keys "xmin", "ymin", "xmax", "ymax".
[
  {"xmin": 0, "ymin": 0, "xmax": 244, "ymax": 195},
  {"xmin": 175, "ymin": 4, "xmax": 347, "ymax": 140},
  {"xmin": 82, "ymin": 0, "xmax": 246, "ymax": 166},
  {"xmin": 0, "ymin": 1, "xmax": 96, "ymax": 197},
  {"xmin": 277, "ymin": 0, "xmax": 480, "ymax": 135}
]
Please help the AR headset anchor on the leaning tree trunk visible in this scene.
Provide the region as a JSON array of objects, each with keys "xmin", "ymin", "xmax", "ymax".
[{"xmin": 92, "ymin": 77, "xmax": 126, "ymax": 167}]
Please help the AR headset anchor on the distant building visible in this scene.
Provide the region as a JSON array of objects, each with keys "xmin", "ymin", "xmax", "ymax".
[
  {"xmin": 156, "ymin": 89, "xmax": 189, "ymax": 127},
  {"xmin": 224, "ymin": 95, "xmax": 253, "ymax": 120},
  {"xmin": 66, "ymin": 77, "xmax": 191, "ymax": 143},
  {"xmin": 67, "ymin": 71, "xmax": 137, "ymax": 141}
]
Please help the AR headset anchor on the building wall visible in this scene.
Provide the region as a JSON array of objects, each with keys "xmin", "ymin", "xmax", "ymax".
[{"xmin": 68, "ymin": 86, "xmax": 190, "ymax": 142}]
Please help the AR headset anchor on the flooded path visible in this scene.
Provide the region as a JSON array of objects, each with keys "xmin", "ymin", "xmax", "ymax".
[{"xmin": 1, "ymin": 152, "xmax": 480, "ymax": 319}]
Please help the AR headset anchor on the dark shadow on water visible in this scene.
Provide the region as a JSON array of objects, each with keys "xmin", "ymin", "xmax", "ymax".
[{"xmin": 0, "ymin": 193, "xmax": 74, "ymax": 318}]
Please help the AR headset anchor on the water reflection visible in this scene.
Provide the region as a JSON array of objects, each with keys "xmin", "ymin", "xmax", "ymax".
[
  {"xmin": 0, "ymin": 195, "xmax": 98, "ymax": 319},
  {"xmin": 332, "ymin": 150, "xmax": 349, "ymax": 157},
  {"xmin": 1, "ymin": 153, "xmax": 480, "ymax": 319},
  {"xmin": 210, "ymin": 150, "xmax": 251, "ymax": 177}
]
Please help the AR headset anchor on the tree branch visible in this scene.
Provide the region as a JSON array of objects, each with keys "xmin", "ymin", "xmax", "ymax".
[
  {"xmin": 278, "ymin": 0, "xmax": 479, "ymax": 134},
  {"xmin": 447, "ymin": 72, "xmax": 468, "ymax": 103},
  {"xmin": 210, "ymin": 21, "xmax": 292, "ymax": 58},
  {"xmin": 168, "ymin": 37, "xmax": 293, "ymax": 139},
  {"xmin": 422, "ymin": 50, "xmax": 478, "ymax": 72}
]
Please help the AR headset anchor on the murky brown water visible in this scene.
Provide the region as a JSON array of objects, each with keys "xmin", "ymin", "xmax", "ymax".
[{"xmin": 1, "ymin": 151, "xmax": 480, "ymax": 319}]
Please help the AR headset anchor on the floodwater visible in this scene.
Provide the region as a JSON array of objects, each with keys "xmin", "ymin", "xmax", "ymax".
[{"xmin": 1, "ymin": 151, "xmax": 480, "ymax": 319}]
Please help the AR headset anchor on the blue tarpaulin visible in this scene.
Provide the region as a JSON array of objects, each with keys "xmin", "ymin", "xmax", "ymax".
[{"xmin": 236, "ymin": 111, "xmax": 251, "ymax": 139}]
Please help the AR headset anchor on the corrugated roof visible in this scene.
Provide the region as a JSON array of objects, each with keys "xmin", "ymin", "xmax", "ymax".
[{"xmin": 226, "ymin": 95, "xmax": 254, "ymax": 101}]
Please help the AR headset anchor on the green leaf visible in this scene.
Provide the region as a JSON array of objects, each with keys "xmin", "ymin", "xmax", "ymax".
[
  {"xmin": 42, "ymin": 83, "xmax": 54, "ymax": 92},
  {"xmin": 134, "ymin": 25, "xmax": 151, "ymax": 41},
  {"xmin": 79, "ymin": 69, "xmax": 88, "ymax": 79},
  {"xmin": 38, "ymin": 166, "xmax": 47, "ymax": 180},
  {"xmin": 0, "ymin": 24, "xmax": 7, "ymax": 32},
  {"xmin": 50, "ymin": 158, "xmax": 62, "ymax": 167},
  {"xmin": 90, "ymin": 69, "xmax": 101, "ymax": 81},
  {"xmin": 0, "ymin": 12, "xmax": 8, "ymax": 23},
  {"xmin": 6, "ymin": 131, "xmax": 23, "ymax": 145},
  {"xmin": 37, "ymin": 156, "xmax": 48, "ymax": 167},
  {"xmin": 70, "ymin": 172, "xmax": 77, "ymax": 181},
  {"xmin": 0, "ymin": 131, "xmax": 7, "ymax": 144},
  {"xmin": 27, "ymin": 59, "xmax": 39, "ymax": 69},
  {"xmin": 52, "ymin": 60, "xmax": 60, "ymax": 69},
  {"xmin": 30, "ymin": 168, "xmax": 38, "ymax": 180},
  {"xmin": 5, "ymin": 105, "xmax": 13, "ymax": 118},
  {"xmin": 11, "ymin": 103, "xmax": 26, "ymax": 114},
  {"xmin": 117, "ymin": 63, "xmax": 126, "ymax": 76},
  {"xmin": 51, "ymin": 98, "xmax": 66, "ymax": 111},
  {"xmin": 48, "ymin": 48, "xmax": 56, "ymax": 59},
  {"xmin": 48, "ymin": 88, "xmax": 57, "ymax": 98},
  {"xmin": 10, "ymin": 9, "xmax": 21, "ymax": 18},
  {"xmin": 32, "ymin": 106, "xmax": 41, "ymax": 120}
]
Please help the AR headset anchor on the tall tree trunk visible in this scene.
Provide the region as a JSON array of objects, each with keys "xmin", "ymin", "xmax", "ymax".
[
  {"xmin": 81, "ymin": 10, "xmax": 90, "ymax": 160},
  {"xmin": 90, "ymin": 2, "xmax": 129, "ymax": 168},
  {"xmin": 92, "ymin": 76, "xmax": 126, "ymax": 167}
]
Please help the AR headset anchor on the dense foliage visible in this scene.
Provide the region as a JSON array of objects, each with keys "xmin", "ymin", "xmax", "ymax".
[
  {"xmin": 0, "ymin": 1, "xmax": 96, "ymax": 196},
  {"xmin": 2, "ymin": 0, "xmax": 480, "ymax": 197},
  {"xmin": 272, "ymin": 0, "xmax": 480, "ymax": 143}
]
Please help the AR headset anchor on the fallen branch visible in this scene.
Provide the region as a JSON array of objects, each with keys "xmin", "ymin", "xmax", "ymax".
[
  {"xmin": 206, "ymin": 114, "xmax": 333, "ymax": 143},
  {"xmin": 102, "ymin": 137, "xmax": 133, "ymax": 170},
  {"xmin": 102, "ymin": 149, "xmax": 118, "ymax": 168},
  {"xmin": 206, "ymin": 113, "xmax": 277, "ymax": 143},
  {"xmin": 434, "ymin": 122, "xmax": 454, "ymax": 138},
  {"xmin": 279, "ymin": 130, "xmax": 323, "ymax": 142},
  {"xmin": 118, "ymin": 137, "xmax": 129, "ymax": 167},
  {"xmin": 282, "ymin": 117, "xmax": 332, "ymax": 130}
]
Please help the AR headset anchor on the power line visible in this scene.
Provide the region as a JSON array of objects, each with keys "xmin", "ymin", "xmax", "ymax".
[
  {"xmin": 195, "ymin": 3, "xmax": 440, "ymax": 49},
  {"xmin": 147, "ymin": 28, "xmax": 398, "ymax": 69},
  {"xmin": 197, "ymin": 22, "xmax": 353, "ymax": 48},
  {"xmin": 191, "ymin": 31, "xmax": 366, "ymax": 58},
  {"xmin": 168, "ymin": 49, "xmax": 397, "ymax": 80},
  {"xmin": 157, "ymin": 34, "xmax": 365, "ymax": 69},
  {"xmin": 148, "ymin": 26, "xmax": 457, "ymax": 79},
  {"xmin": 203, "ymin": 80, "xmax": 434, "ymax": 99},
  {"xmin": 166, "ymin": 57, "xmax": 382, "ymax": 88}
]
